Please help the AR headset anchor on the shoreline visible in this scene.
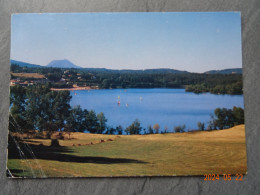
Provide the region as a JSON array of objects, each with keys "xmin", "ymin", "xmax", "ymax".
[
  {"xmin": 49, "ymin": 87, "xmax": 243, "ymax": 95},
  {"xmin": 50, "ymin": 86, "xmax": 185, "ymax": 91},
  {"xmin": 50, "ymin": 86, "xmax": 98, "ymax": 91}
]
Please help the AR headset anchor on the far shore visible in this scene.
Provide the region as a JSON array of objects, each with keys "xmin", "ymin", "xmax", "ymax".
[
  {"xmin": 50, "ymin": 86, "xmax": 98, "ymax": 91},
  {"xmin": 50, "ymin": 86, "xmax": 186, "ymax": 91}
]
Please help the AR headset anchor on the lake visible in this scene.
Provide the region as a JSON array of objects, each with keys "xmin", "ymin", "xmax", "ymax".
[{"xmin": 70, "ymin": 88, "xmax": 244, "ymax": 133}]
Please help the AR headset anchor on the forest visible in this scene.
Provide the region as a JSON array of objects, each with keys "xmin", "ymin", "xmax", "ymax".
[{"xmin": 11, "ymin": 64, "xmax": 243, "ymax": 95}]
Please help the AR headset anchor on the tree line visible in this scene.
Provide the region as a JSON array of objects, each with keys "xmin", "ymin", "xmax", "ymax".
[
  {"xmin": 185, "ymin": 81, "xmax": 242, "ymax": 95},
  {"xmin": 11, "ymin": 64, "xmax": 243, "ymax": 95}
]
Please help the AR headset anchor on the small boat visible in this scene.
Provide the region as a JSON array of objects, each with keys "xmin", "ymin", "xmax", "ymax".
[{"xmin": 126, "ymin": 103, "xmax": 128, "ymax": 107}]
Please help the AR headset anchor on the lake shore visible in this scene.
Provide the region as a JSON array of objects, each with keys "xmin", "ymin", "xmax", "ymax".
[{"xmin": 51, "ymin": 86, "xmax": 98, "ymax": 91}]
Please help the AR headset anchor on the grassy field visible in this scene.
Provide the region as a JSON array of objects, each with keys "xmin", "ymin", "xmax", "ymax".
[
  {"xmin": 7, "ymin": 125, "xmax": 247, "ymax": 177},
  {"xmin": 11, "ymin": 72, "xmax": 45, "ymax": 79}
]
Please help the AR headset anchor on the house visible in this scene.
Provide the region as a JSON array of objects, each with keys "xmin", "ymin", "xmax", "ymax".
[{"xmin": 10, "ymin": 79, "xmax": 18, "ymax": 86}]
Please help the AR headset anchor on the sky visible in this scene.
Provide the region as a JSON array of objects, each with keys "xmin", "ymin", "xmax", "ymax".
[{"xmin": 11, "ymin": 12, "xmax": 242, "ymax": 73}]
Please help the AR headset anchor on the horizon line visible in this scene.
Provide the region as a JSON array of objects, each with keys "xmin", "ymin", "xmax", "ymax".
[{"xmin": 10, "ymin": 59, "xmax": 242, "ymax": 73}]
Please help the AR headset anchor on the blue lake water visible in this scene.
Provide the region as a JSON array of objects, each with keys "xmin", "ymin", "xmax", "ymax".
[{"xmin": 70, "ymin": 88, "xmax": 244, "ymax": 132}]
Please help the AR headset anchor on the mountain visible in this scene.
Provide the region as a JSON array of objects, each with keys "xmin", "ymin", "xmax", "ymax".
[
  {"xmin": 10, "ymin": 60, "xmax": 43, "ymax": 68},
  {"xmin": 47, "ymin": 59, "xmax": 82, "ymax": 69},
  {"xmin": 204, "ymin": 68, "xmax": 242, "ymax": 74}
]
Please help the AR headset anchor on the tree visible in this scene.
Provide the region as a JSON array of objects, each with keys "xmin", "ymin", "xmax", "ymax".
[
  {"xmin": 207, "ymin": 117, "xmax": 215, "ymax": 130},
  {"xmin": 116, "ymin": 125, "xmax": 123, "ymax": 135},
  {"xmin": 174, "ymin": 125, "xmax": 186, "ymax": 133},
  {"xmin": 66, "ymin": 105, "xmax": 87, "ymax": 133},
  {"xmin": 164, "ymin": 126, "xmax": 168, "ymax": 133},
  {"xmin": 46, "ymin": 72, "xmax": 62, "ymax": 82},
  {"xmin": 97, "ymin": 112, "xmax": 107, "ymax": 134},
  {"xmin": 86, "ymin": 110, "xmax": 99, "ymax": 133},
  {"xmin": 52, "ymin": 90, "xmax": 72, "ymax": 132},
  {"xmin": 213, "ymin": 108, "xmax": 233, "ymax": 129},
  {"xmin": 25, "ymin": 85, "xmax": 51, "ymax": 131},
  {"xmin": 106, "ymin": 127, "xmax": 116, "ymax": 135},
  {"xmin": 232, "ymin": 106, "xmax": 244, "ymax": 125},
  {"xmin": 153, "ymin": 124, "xmax": 160, "ymax": 134},
  {"xmin": 125, "ymin": 119, "xmax": 142, "ymax": 135},
  {"xmin": 9, "ymin": 85, "xmax": 28, "ymax": 132},
  {"xmin": 210, "ymin": 107, "xmax": 244, "ymax": 130},
  {"xmin": 197, "ymin": 122, "xmax": 205, "ymax": 131},
  {"xmin": 148, "ymin": 125, "xmax": 154, "ymax": 134},
  {"xmin": 25, "ymin": 85, "xmax": 72, "ymax": 136},
  {"xmin": 101, "ymin": 79, "xmax": 111, "ymax": 89},
  {"xmin": 11, "ymin": 64, "xmax": 22, "ymax": 73}
]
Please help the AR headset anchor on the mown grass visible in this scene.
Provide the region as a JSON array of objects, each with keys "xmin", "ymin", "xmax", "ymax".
[{"xmin": 7, "ymin": 125, "xmax": 247, "ymax": 177}]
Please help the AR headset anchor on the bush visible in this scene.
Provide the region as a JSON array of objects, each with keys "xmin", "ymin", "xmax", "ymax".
[
  {"xmin": 148, "ymin": 125, "xmax": 153, "ymax": 134},
  {"xmin": 197, "ymin": 122, "xmax": 205, "ymax": 131},
  {"xmin": 153, "ymin": 124, "xmax": 160, "ymax": 134},
  {"xmin": 174, "ymin": 125, "xmax": 186, "ymax": 133}
]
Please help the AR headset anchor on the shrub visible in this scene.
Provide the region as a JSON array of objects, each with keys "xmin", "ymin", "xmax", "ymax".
[
  {"xmin": 197, "ymin": 122, "xmax": 205, "ymax": 131},
  {"xmin": 174, "ymin": 125, "xmax": 186, "ymax": 133},
  {"xmin": 153, "ymin": 124, "xmax": 160, "ymax": 134}
]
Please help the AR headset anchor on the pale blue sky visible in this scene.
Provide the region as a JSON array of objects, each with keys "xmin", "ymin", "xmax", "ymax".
[{"xmin": 11, "ymin": 12, "xmax": 242, "ymax": 73}]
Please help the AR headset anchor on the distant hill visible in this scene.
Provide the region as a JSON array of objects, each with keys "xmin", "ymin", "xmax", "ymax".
[
  {"xmin": 10, "ymin": 60, "xmax": 188, "ymax": 73},
  {"xmin": 142, "ymin": 68, "xmax": 189, "ymax": 74},
  {"xmin": 10, "ymin": 60, "xmax": 43, "ymax": 68},
  {"xmin": 204, "ymin": 68, "xmax": 242, "ymax": 74},
  {"xmin": 12, "ymin": 59, "xmax": 241, "ymax": 75},
  {"xmin": 47, "ymin": 59, "xmax": 82, "ymax": 69},
  {"xmin": 82, "ymin": 68, "xmax": 189, "ymax": 74}
]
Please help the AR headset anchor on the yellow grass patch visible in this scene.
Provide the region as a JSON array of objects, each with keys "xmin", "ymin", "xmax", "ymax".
[
  {"xmin": 11, "ymin": 72, "xmax": 45, "ymax": 79},
  {"xmin": 8, "ymin": 125, "xmax": 247, "ymax": 177}
]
